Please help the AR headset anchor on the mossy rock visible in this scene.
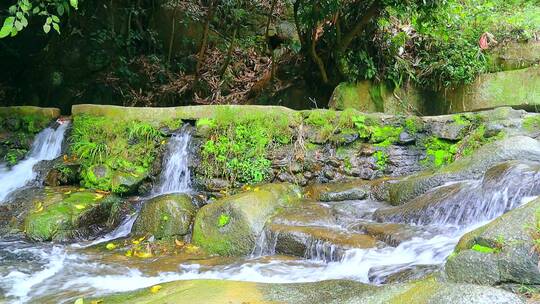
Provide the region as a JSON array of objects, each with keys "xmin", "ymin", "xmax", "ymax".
[
  {"xmin": 446, "ymin": 196, "xmax": 540, "ymax": 286},
  {"xmin": 385, "ymin": 136, "xmax": 540, "ymax": 205},
  {"xmin": 131, "ymin": 194, "xmax": 196, "ymax": 239},
  {"xmin": 111, "ymin": 169, "xmax": 148, "ymax": 194},
  {"xmin": 91, "ymin": 278, "xmax": 524, "ymax": 304},
  {"xmin": 24, "ymin": 187, "xmax": 122, "ymax": 242},
  {"xmin": 191, "ymin": 183, "xmax": 302, "ymax": 256}
]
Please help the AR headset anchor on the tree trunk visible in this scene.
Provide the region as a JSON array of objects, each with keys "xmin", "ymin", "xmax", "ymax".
[
  {"xmin": 310, "ymin": 26, "xmax": 329, "ymax": 84},
  {"xmin": 195, "ymin": 0, "xmax": 216, "ymax": 80},
  {"xmin": 220, "ymin": 27, "xmax": 237, "ymax": 77},
  {"xmin": 265, "ymin": 0, "xmax": 278, "ymax": 52}
]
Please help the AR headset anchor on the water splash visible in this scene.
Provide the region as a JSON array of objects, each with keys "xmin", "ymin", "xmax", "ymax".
[
  {"xmin": 154, "ymin": 126, "xmax": 192, "ymax": 195},
  {"xmin": 0, "ymin": 122, "xmax": 69, "ymax": 202}
]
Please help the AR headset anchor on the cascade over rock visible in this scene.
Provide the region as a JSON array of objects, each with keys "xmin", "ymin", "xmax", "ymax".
[{"xmin": 446, "ymin": 196, "xmax": 540, "ymax": 286}]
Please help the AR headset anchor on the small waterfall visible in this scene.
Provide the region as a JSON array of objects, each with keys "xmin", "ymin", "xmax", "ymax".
[
  {"xmin": 304, "ymin": 240, "xmax": 340, "ymax": 262},
  {"xmin": 251, "ymin": 230, "xmax": 279, "ymax": 257},
  {"xmin": 154, "ymin": 126, "xmax": 192, "ymax": 195},
  {"xmin": 376, "ymin": 161, "xmax": 540, "ymax": 227},
  {"xmin": 0, "ymin": 122, "xmax": 69, "ymax": 203},
  {"xmin": 91, "ymin": 126, "xmax": 193, "ymax": 245}
]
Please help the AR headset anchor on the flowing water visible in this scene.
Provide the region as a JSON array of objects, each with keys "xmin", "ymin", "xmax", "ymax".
[
  {"xmin": 153, "ymin": 126, "xmax": 192, "ymax": 195},
  {"xmin": 1, "ymin": 125, "xmax": 540, "ymax": 303},
  {"xmin": 75, "ymin": 126, "xmax": 194, "ymax": 248},
  {"xmin": 0, "ymin": 122, "xmax": 69, "ymax": 203}
]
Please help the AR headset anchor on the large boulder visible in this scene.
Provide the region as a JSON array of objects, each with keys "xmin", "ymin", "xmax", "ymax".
[
  {"xmin": 383, "ymin": 136, "xmax": 540, "ymax": 205},
  {"xmin": 445, "ymin": 196, "xmax": 540, "ymax": 286},
  {"xmin": 191, "ymin": 183, "xmax": 302, "ymax": 256},
  {"xmin": 131, "ymin": 193, "xmax": 196, "ymax": 240},
  {"xmin": 93, "ymin": 278, "xmax": 525, "ymax": 304},
  {"xmin": 24, "ymin": 187, "xmax": 122, "ymax": 242}
]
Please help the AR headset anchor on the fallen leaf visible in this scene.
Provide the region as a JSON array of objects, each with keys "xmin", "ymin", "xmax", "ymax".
[
  {"xmin": 106, "ymin": 243, "xmax": 116, "ymax": 250},
  {"xmin": 64, "ymin": 191, "xmax": 72, "ymax": 195},
  {"xmin": 175, "ymin": 239, "xmax": 185, "ymax": 247},
  {"xmin": 74, "ymin": 298, "xmax": 84, "ymax": 304},
  {"xmin": 93, "ymin": 194, "xmax": 104, "ymax": 201},
  {"xmin": 125, "ymin": 250, "xmax": 133, "ymax": 257},
  {"xmin": 134, "ymin": 251, "xmax": 153, "ymax": 258},
  {"xmin": 150, "ymin": 285, "xmax": 162, "ymax": 294},
  {"xmin": 90, "ymin": 300, "xmax": 103, "ymax": 304},
  {"xmin": 74, "ymin": 204, "xmax": 86, "ymax": 210}
]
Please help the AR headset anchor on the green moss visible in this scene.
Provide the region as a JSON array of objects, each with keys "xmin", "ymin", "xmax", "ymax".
[
  {"xmin": 70, "ymin": 114, "xmax": 163, "ymax": 193},
  {"xmin": 422, "ymin": 137, "xmax": 457, "ymax": 168},
  {"xmin": 371, "ymin": 125, "xmax": 403, "ymax": 147},
  {"xmin": 374, "ymin": 150, "xmax": 389, "ymax": 170},
  {"xmin": 404, "ymin": 117, "xmax": 423, "ymax": 134},
  {"xmin": 524, "ymin": 115, "xmax": 540, "ymax": 132},
  {"xmin": 199, "ymin": 108, "xmax": 296, "ymax": 186},
  {"xmin": 217, "ymin": 213, "xmax": 230, "ymax": 227},
  {"xmin": 471, "ymin": 244, "xmax": 498, "ymax": 254}
]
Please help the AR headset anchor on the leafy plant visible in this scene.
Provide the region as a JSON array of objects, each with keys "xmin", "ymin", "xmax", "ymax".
[{"xmin": 0, "ymin": 0, "xmax": 78, "ymax": 38}]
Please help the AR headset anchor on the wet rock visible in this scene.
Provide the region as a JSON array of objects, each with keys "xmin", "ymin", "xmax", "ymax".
[
  {"xmin": 191, "ymin": 183, "xmax": 302, "ymax": 256},
  {"xmin": 385, "ymin": 136, "xmax": 540, "ymax": 205},
  {"xmin": 277, "ymin": 172, "xmax": 295, "ymax": 183},
  {"xmin": 320, "ymin": 188, "xmax": 367, "ymax": 202},
  {"xmin": 94, "ymin": 278, "xmax": 525, "ymax": 304},
  {"xmin": 268, "ymin": 224, "xmax": 378, "ymax": 260},
  {"xmin": 203, "ymin": 178, "xmax": 231, "ymax": 192},
  {"xmin": 111, "ymin": 170, "xmax": 148, "ymax": 195},
  {"xmin": 44, "ymin": 163, "xmax": 80, "ymax": 187},
  {"xmin": 353, "ymin": 222, "xmax": 421, "ymax": 246},
  {"xmin": 429, "ymin": 117, "xmax": 469, "ymax": 140},
  {"xmin": 376, "ymin": 161, "xmax": 540, "ymax": 225},
  {"xmin": 24, "ymin": 187, "xmax": 123, "ymax": 242},
  {"xmin": 446, "ymin": 196, "xmax": 540, "ymax": 286},
  {"xmin": 131, "ymin": 193, "xmax": 196, "ymax": 240},
  {"xmin": 398, "ymin": 131, "xmax": 415, "ymax": 145},
  {"xmin": 373, "ymin": 264, "xmax": 441, "ymax": 284}
]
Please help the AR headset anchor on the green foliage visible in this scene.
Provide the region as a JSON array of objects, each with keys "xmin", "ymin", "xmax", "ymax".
[
  {"xmin": 471, "ymin": 244, "xmax": 498, "ymax": 254},
  {"xmin": 422, "ymin": 137, "xmax": 457, "ymax": 167},
  {"xmin": 524, "ymin": 115, "xmax": 540, "ymax": 132},
  {"xmin": 0, "ymin": 0, "xmax": 78, "ymax": 38},
  {"xmin": 217, "ymin": 213, "xmax": 230, "ymax": 228},
  {"xmin": 200, "ymin": 108, "xmax": 294, "ymax": 186},
  {"xmin": 370, "ymin": 125, "xmax": 403, "ymax": 147},
  {"xmin": 70, "ymin": 114, "xmax": 163, "ymax": 192},
  {"xmin": 4, "ymin": 149, "xmax": 26, "ymax": 165},
  {"xmin": 374, "ymin": 150, "xmax": 389, "ymax": 170}
]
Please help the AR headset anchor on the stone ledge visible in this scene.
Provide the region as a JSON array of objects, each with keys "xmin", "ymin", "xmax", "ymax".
[{"xmin": 0, "ymin": 106, "xmax": 61, "ymax": 119}]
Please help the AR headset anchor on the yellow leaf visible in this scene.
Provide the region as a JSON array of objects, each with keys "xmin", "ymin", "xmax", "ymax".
[
  {"xmin": 90, "ymin": 300, "xmax": 104, "ymax": 304},
  {"xmin": 134, "ymin": 251, "xmax": 153, "ymax": 258},
  {"xmin": 253, "ymin": 187, "xmax": 260, "ymax": 192},
  {"xmin": 74, "ymin": 298, "xmax": 84, "ymax": 304},
  {"xmin": 175, "ymin": 239, "xmax": 185, "ymax": 247},
  {"xmin": 106, "ymin": 243, "xmax": 116, "ymax": 250},
  {"xmin": 132, "ymin": 240, "xmax": 140, "ymax": 245},
  {"xmin": 125, "ymin": 250, "xmax": 133, "ymax": 257},
  {"xmin": 63, "ymin": 155, "xmax": 68, "ymax": 162},
  {"xmin": 93, "ymin": 194, "xmax": 104, "ymax": 201},
  {"xmin": 64, "ymin": 191, "xmax": 72, "ymax": 195},
  {"xmin": 74, "ymin": 204, "xmax": 86, "ymax": 210},
  {"xmin": 150, "ymin": 285, "xmax": 162, "ymax": 294},
  {"xmin": 160, "ymin": 140, "xmax": 166, "ymax": 145}
]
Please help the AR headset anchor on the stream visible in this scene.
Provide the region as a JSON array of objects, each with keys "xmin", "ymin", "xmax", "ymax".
[{"xmin": 0, "ymin": 125, "xmax": 539, "ymax": 303}]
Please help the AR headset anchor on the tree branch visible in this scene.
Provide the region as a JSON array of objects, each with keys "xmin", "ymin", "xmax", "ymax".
[{"xmin": 338, "ymin": 0, "xmax": 381, "ymax": 53}]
